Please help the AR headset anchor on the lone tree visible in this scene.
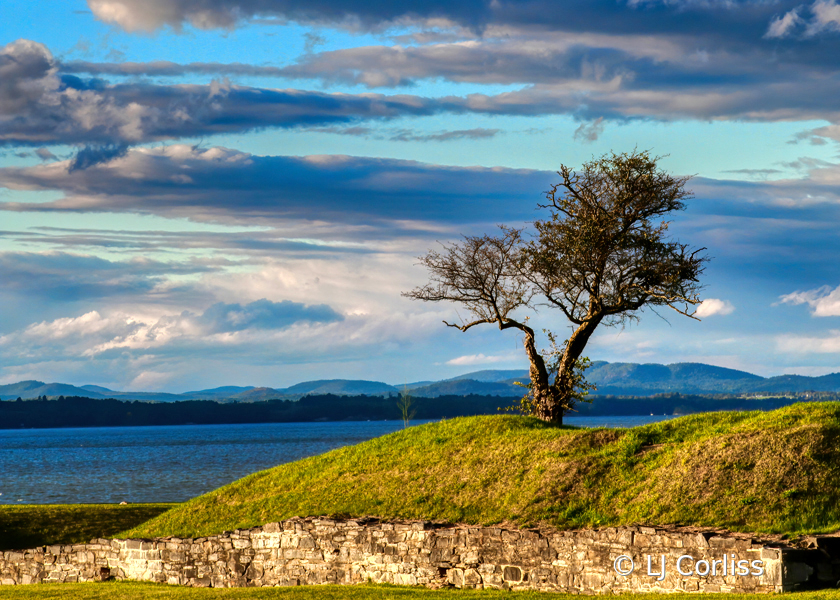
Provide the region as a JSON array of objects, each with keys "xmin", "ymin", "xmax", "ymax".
[{"xmin": 403, "ymin": 150, "xmax": 708, "ymax": 424}]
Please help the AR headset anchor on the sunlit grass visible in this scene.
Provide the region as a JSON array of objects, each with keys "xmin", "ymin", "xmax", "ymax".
[
  {"xmin": 2, "ymin": 582, "xmax": 840, "ymax": 600},
  {"xmin": 121, "ymin": 403, "xmax": 840, "ymax": 539}
]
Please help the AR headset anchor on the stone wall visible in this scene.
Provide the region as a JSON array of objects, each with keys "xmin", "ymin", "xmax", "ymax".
[{"xmin": 2, "ymin": 518, "xmax": 839, "ymax": 593}]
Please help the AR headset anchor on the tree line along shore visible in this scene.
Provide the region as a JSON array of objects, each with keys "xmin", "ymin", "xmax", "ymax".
[{"xmin": 0, "ymin": 393, "xmax": 835, "ymax": 429}]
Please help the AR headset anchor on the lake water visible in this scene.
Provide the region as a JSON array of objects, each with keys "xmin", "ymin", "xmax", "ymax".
[{"xmin": 0, "ymin": 416, "xmax": 675, "ymax": 505}]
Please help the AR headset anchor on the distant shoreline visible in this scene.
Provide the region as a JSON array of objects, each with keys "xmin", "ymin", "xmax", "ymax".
[{"xmin": 0, "ymin": 393, "xmax": 831, "ymax": 430}]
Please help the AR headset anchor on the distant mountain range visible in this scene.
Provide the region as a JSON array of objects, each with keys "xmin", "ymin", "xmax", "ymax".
[{"xmin": 3, "ymin": 361, "xmax": 840, "ymax": 402}]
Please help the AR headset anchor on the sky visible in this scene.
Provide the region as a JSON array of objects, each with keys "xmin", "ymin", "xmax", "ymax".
[{"xmin": 2, "ymin": 0, "xmax": 840, "ymax": 392}]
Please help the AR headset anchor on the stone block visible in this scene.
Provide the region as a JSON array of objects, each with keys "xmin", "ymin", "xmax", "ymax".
[
  {"xmin": 447, "ymin": 568, "xmax": 464, "ymax": 587},
  {"xmin": 709, "ymin": 537, "xmax": 737, "ymax": 549},
  {"xmin": 761, "ymin": 548, "xmax": 781, "ymax": 560},
  {"xmin": 395, "ymin": 573, "xmax": 418, "ymax": 585},
  {"xmin": 503, "ymin": 565, "xmax": 523, "ymax": 582},
  {"xmin": 463, "ymin": 568, "xmax": 481, "ymax": 587}
]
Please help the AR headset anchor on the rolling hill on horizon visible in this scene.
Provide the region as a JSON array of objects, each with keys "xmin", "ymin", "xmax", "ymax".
[{"xmin": 2, "ymin": 361, "xmax": 840, "ymax": 402}]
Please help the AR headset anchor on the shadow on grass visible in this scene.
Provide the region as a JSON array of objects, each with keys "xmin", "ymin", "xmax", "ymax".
[{"xmin": 0, "ymin": 504, "xmax": 175, "ymax": 550}]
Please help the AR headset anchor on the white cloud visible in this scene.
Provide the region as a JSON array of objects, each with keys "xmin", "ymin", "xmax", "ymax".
[
  {"xmin": 780, "ymin": 285, "xmax": 840, "ymax": 316},
  {"xmin": 765, "ymin": 8, "xmax": 802, "ymax": 38},
  {"xmin": 808, "ymin": 0, "xmax": 840, "ymax": 35},
  {"xmin": 766, "ymin": 1, "xmax": 840, "ymax": 39},
  {"xmin": 23, "ymin": 311, "xmax": 127, "ymax": 340},
  {"xmin": 0, "ymin": 300, "xmax": 447, "ymax": 381},
  {"xmin": 695, "ymin": 298, "xmax": 735, "ymax": 317},
  {"xmin": 573, "ymin": 117, "xmax": 605, "ymax": 143},
  {"xmin": 446, "ymin": 353, "xmax": 515, "ymax": 366},
  {"xmin": 127, "ymin": 370, "xmax": 176, "ymax": 390},
  {"xmin": 777, "ymin": 330, "xmax": 840, "ymax": 353}
]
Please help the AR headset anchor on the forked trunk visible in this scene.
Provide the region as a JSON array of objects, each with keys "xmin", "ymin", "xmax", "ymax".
[
  {"xmin": 523, "ymin": 329, "xmax": 564, "ymax": 424},
  {"xmin": 554, "ymin": 314, "xmax": 603, "ymax": 414}
]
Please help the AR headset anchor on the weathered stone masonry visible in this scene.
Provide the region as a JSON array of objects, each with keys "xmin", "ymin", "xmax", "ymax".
[{"xmin": 2, "ymin": 518, "xmax": 840, "ymax": 593}]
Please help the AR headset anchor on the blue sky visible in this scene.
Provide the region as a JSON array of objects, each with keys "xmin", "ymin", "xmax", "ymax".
[{"xmin": 2, "ymin": 0, "xmax": 840, "ymax": 391}]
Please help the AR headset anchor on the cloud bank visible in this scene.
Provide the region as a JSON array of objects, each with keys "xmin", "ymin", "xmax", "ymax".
[
  {"xmin": 0, "ymin": 40, "xmax": 458, "ymax": 147},
  {"xmin": 0, "ymin": 144, "xmax": 554, "ymax": 224},
  {"xmin": 8, "ymin": 17, "xmax": 840, "ymax": 153}
]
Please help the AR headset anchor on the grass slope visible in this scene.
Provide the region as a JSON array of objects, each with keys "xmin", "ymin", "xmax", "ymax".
[
  {"xmin": 124, "ymin": 403, "xmax": 840, "ymax": 540},
  {"xmin": 0, "ymin": 504, "xmax": 174, "ymax": 550}
]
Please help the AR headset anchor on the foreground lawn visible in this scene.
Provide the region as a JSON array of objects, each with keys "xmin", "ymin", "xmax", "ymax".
[
  {"xmin": 2, "ymin": 583, "xmax": 840, "ymax": 600},
  {"xmin": 0, "ymin": 504, "xmax": 175, "ymax": 550},
  {"xmin": 123, "ymin": 403, "xmax": 840, "ymax": 539}
]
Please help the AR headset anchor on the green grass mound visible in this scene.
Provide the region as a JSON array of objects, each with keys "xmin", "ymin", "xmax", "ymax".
[{"xmin": 123, "ymin": 403, "xmax": 840, "ymax": 540}]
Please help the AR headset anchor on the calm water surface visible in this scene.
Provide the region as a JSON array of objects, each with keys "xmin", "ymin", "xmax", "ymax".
[{"xmin": 0, "ymin": 416, "xmax": 674, "ymax": 504}]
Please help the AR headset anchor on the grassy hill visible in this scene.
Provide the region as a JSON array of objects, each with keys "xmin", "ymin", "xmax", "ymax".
[{"xmin": 124, "ymin": 402, "xmax": 840, "ymax": 540}]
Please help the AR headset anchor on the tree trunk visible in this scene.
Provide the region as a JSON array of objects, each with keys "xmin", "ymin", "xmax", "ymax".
[
  {"xmin": 554, "ymin": 314, "xmax": 603, "ymax": 415},
  {"xmin": 523, "ymin": 329, "xmax": 564, "ymax": 424}
]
